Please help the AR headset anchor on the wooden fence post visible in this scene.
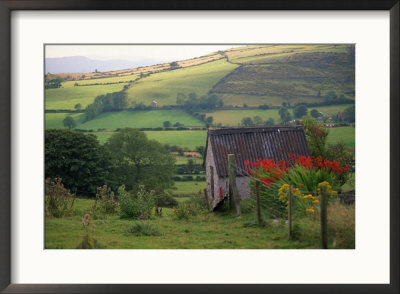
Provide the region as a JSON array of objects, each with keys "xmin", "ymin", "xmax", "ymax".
[
  {"xmin": 228, "ymin": 154, "xmax": 241, "ymax": 218},
  {"xmin": 320, "ymin": 183, "xmax": 328, "ymax": 249},
  {"xmin": 256, "ymin": 181, "xmax": 263, "ymax": 226},
  {"xmin": 288, "ymin": 184, "xmax": 292, "ymax": 240}
]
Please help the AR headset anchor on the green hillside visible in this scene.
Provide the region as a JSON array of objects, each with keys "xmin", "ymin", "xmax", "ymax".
[
  {"xmin": 62, "ymin": 73, "xmax": 138, "ymax": 88},
  {"xmin": 211, "ymin": 45, "xmax": 354, "ymax": 107},
  {"xmin": 124, "ymin": 59, "xmax": 238, "ymax": 107},
  {"xmin": 45, "ymin": 83, "xmax": 128, "ymax": 110}
]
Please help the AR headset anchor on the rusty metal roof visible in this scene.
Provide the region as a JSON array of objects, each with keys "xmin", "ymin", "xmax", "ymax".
[{"xmin": 207, "ymin": 126, "xmax": 309, "ymax": 177}]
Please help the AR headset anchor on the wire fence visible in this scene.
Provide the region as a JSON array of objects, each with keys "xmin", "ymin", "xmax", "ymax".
[{"xmin": 229, "ymin": 162, "xmax": 355, "ymax": 249}]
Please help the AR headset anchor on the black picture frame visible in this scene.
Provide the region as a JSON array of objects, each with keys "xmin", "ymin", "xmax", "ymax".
[{"xmin": 1, "ymin": 1, "xmax": 399, "ymax": 293}]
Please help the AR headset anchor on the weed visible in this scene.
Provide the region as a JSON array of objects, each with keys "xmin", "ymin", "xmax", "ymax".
[
  {"xmin": 127, "ymin": 222, "xmax": 161, "ymax": 236},
  {"xmin": 45, "ymin": 178, "xmax": 75, "ymax": 218}
]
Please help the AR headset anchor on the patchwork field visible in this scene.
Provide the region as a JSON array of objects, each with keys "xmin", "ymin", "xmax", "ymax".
[
  {"xmin": 45, "ymin": 83, "xmax": 128, "ymax": 110},
  {"xmin": 62, "ymin": 73, "xmax": 138, "ymax": 88},
  {"xmin": 205, "ymin": 104, "xmax": 353, "ymax": 126},
  {"xmin": 125, "ymin": 59, "xmax": 238, "ymax": 106},
  {"xmin": 225, "ymin": 44, "xmax": 350, "ymax": 64},
  {"xmin": 76, "ymin": 110, "xmax": 204, "ymax": 130}
]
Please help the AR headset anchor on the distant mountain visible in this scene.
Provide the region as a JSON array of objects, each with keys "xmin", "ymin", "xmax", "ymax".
[{"xmin": 45, "ymin": 56, "xmax": 163, "ymax": 74}]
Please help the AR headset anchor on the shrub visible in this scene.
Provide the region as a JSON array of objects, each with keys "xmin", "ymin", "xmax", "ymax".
[
  {"xmin": 154, "ymin": 191, "xmax": 178, "ymax": 208},
  {"xmin": 76, "ymin": 211, "xmax": 102, "ymax": 249},
  {"xmin": 45, "ymin": 178, "xmax": 75, "ymax": 218},
  {"xmin": 173, "ymin": 202, "xmax": 198, "ymax": 220},
  {"xmin": 118, "ymin": 185, "xmax": 155, "ymax": 219},
  {"xmin": 92, "ymin": 185, "xmax": 119, "ymax": 215},
  {"xmin": 127, "ymin": 222, "xmax": 161, "ymax": 236}
]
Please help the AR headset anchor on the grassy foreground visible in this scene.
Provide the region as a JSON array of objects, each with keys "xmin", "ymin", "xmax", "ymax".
[{"xmin": 45, "ymin": 198, "xmax": 352, "ymax": 249}]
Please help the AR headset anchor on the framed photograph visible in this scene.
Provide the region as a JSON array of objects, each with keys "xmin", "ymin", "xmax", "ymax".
[{"xmin": 1, "ymin": 1, "xmax": 399, "ymax": 293}]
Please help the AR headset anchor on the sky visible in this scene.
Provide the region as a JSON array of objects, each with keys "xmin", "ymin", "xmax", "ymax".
[{"xmin": 45, "ymin": 45, "xmax": 239, "ymax": 62}]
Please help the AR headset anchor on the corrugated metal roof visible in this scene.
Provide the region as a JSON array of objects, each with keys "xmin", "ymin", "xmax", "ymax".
[{"xmin": 208, "ymin": 126, "xmax": 309, "ymax": 177}]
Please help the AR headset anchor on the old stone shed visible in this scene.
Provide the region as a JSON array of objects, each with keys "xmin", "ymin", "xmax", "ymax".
[{"xmin": 203, "ymin": 126, "xmax": 310, "ymax": 210}]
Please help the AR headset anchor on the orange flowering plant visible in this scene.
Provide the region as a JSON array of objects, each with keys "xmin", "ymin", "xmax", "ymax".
[{"xmin": 244, "ymin": 154, "xmax": 349, "ymax": 217}]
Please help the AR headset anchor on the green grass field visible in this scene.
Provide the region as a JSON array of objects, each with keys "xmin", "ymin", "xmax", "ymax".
[
  {"xmin": 145, "ymin": 130, "xmax": 207, "ymax": 149},
  {"xmin": 45, "ymin": 83, "xmax": 128, "ymax": 110},
  {"xmin": 45, "ymin": 113, "xmax": 86, "ymax": 129},
  {"xmin": 205, "ymin": 105, "xmax": 352, "ymax": 126},
  {"xmin": 91, "ymin": 130, "xmax": 206, "ymax": 149},
  {"xmin": 169, "ymin": 181, "xmax": 206, "ymax": 195},
  {"xmin": 174, "ymin": 156, "xmax": 203, "ymax": 165},
  {"xmin": 77, "ymin": 110, "xmax": 204, "ymax": 130},
  {"xmin": 45, "ymin": 197, "xmax": 347, "ymax": 249},
  {"xmin": 62, "ymin": 74, "xmax": 138, "ymax": 88},
  {"xmin": 125, "ymin": 59, "xmax": 238, "ymax": 106},
  {"xmin": 327, "ymin": 126, "xmax": 355, "ymax": 148}
]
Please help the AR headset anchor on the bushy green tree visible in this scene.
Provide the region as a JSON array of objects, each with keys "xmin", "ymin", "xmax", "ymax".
[
  {"xmin": 301, "ymin": 116, "xmax": 329, "ymax": 157},
  {"xmin": 63, "ymin": 116, "xmax": 76, "ymax": 129},
  {"xmin": 253, "ymin": 116, "xmax": 263, "ymax": 126},
  {"xmin": 105, "ymin": 128, "xmax": 175, "ymax": 192},
  {"xmin": 279, "ymin": 107, "xmax": 291, "ymax": 124},
  {"xmin": 324, "ymin": 90, "xmax": 337, "ymax": 102},
  {"xmin": 241, "ymin": 117, "xmax": 254, "ymax": 127},
  {"xmin": 310, "ymin": 109, "xmax": 321, "ymax": 118},
  {"xmin": 293, "ymin": 105, "xmax": 308, "ymax": 118},
  {"xmin": 264, "ymin": 118, "xmax": 274, "ymax": 126},
  {"xmin": 344, "ymin": 105, "xmax": 355, "ymax": 122},
  {"xmin": 45, "ymin": 130, "xmax": 111, "ymax": 197}
]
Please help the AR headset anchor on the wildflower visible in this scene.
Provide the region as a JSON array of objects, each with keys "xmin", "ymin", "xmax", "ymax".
[
  {"xmin": 312, "ymin": 199, "xmax": 319, "ymax": 204},
  {"xmin": 306, "ymin": 208, "xmax": 315, "ymax": 214},
  {"xmin": 303, "ymin": 194, "xmax": 313, "ymax": 199}
]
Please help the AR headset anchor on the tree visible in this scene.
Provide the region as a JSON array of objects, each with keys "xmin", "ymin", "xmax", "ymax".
[
  {"xmin": 278, "ymin": 107, "xmax": 291, "ymax": 124},
  {"xmin": 293, "ymin": 105, "xmax": 308, "ymax": 118},
  {"xmin": 105, "ymin": 128, "xmax": 175, "ymax": 193},
  {"xmin": 264, "ymin": 118, "xmax": 274, "ymax": 126},
  {"xmin": 343, "ymin": 105, "xmax": 355, "ymax": 122},
  {"xmin": 301, "ymin": 116, "xmax": 329, "ymax": 157},
  {"xmin": 187, "ymin": 159, "xmax": 195, "ymax": 173},
  {"xmin": 163, "ymin": 121, "xmax": 171, "ymax": 127},
  {"xmin": 325, "ymin": 90, "xmax": 337, "ymax": 102},
  {"xmin": 170, "ymin": 61, "xmax": 179, "ymax": 68},
  {"xmin": 176, "ymin": 93, "xmax": 186, "ymax": 105},
  {"xmin": 63, "ymin": 116, "xmax": 77, "ymax": 129},
  {"xmin": 196, "ymin": 146, "xmax": 205, "ymax": 156},
  {"xmin": 45, "ymin": 130, "xmax": 111, "ymax": 197},
  {"xmin": 310, "ymin": 109, "xmax": 321, "ymax": 118},
  {"xmin": 74, "ymin": 103, "xmax": 82, "ymax": 111},
  {"xmin": 241, "ymin": 117, "xmax": 254, "ymax": 127},
  {"xmin": 206, "ymin": 116, "xmax": 213, "ymax": 124},
  {"xmin": 45, "ymin": 77, "xmax": 64, "ymax": 89},
  {"xmin": 253, "ymin": 116, "xmax": 263, "ymax": 126},
  {"xmin": 258, "ymin": 104, "xmax": 269, "ymax": 109}
]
